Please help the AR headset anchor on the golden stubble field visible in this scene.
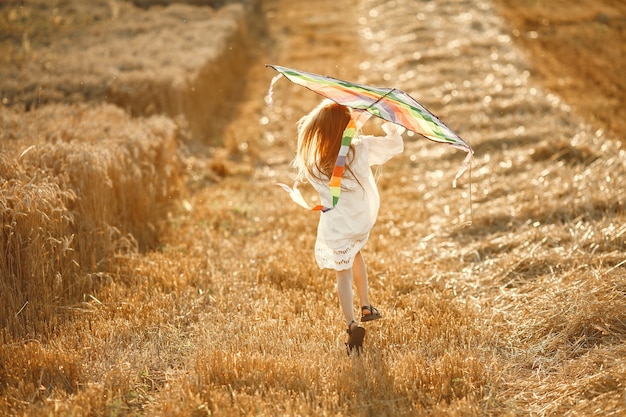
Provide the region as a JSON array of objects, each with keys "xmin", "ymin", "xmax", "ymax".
[{"xmin": 1, "ymin": 0, "xmax": 625, "ymax": 415}]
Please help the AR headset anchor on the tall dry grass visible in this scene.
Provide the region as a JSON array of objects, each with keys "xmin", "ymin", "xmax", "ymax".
[{"xmin": 0, "ymin": 104, "xmax": 184, "ymax": 339}]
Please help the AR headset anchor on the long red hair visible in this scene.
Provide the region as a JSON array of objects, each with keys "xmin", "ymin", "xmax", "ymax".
[{"xmin": 293, "ymin": 100, "xmax": 356, "ymax": 184}]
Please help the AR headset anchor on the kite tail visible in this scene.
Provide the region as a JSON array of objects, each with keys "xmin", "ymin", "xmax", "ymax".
[
  {"xmin": 452, "ymin": 147, "xmax": 474, "ymax": 189},
  {"xmin": 265, "ymin": 73, "xmax": 284, "ymax": 106}
]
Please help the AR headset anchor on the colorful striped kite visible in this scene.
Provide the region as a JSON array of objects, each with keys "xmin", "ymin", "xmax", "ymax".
[{"xmin": 267, "ymin": 64, "xmax": 474, "ymax": 211}]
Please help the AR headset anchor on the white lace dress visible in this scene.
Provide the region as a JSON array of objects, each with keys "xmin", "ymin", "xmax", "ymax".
[{"xmin": 308, "ymin": 122, "xmax": 404, "ymax": 270}]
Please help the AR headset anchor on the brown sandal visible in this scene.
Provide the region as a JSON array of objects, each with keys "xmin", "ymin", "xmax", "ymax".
[
  {"xmin": 360, "ymin": 305, "xmax": 382, "ymax": 322},
  {"xmin": 345, "ymin": 320, "xmax": 365, "ymax": 355}
]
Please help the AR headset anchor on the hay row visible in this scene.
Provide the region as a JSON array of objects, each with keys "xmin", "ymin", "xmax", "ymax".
[
  {"xmin": 0, "ymin": 104, "xmax": 184, "ymax": 339},
  {"xmin": 1, "ymin": 0, "xmax": 259, "ymax": 142}
]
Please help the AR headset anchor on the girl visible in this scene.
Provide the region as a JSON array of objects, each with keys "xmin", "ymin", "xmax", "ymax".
[{"xmin": 292, "ymin": 99, "xmax": 405, "ymax": 353}]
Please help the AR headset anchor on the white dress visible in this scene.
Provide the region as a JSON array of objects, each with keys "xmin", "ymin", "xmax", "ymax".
[{"xmin": 308, "ymin": 122, "xmax": 405, "ymax": 270}]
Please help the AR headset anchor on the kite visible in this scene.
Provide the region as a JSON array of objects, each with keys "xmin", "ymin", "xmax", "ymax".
[{"xmin": 266, "ymin": 64, "xmax": 473, "ymax": 211}]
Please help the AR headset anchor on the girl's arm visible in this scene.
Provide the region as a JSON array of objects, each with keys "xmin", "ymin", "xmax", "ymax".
[{"xmin": 361, "ymin": 122, "xmax": 405, "ymax": 165}]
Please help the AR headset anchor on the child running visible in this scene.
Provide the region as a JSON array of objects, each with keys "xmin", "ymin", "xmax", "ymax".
[{"xmin": 292, "ymin": 99, "xmax": 405, "ymax": 353}]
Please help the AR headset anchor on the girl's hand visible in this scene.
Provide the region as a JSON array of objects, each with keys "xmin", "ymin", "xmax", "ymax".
[
  {"xmin": 382, "ymin": 121, "xmax": 406, "ymax": 136},
  {"xmin": 351, "ymin": 109, "xmax": 372, "ymax": 129}
]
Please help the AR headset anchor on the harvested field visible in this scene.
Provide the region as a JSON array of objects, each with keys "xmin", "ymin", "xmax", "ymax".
[{"xmin": 0, "ymin": 0, "xmax": 624, "ymax": 415}]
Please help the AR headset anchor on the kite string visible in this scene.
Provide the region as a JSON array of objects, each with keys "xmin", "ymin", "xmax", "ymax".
[
  {"xmin": 371, "ymin": 164, "xmax": 384, "ymax": 187},
  {"xmin": 452, "ymin": 148, "xmax": 474, "ymax": 227},
  {"xmin": 468, "ymin": 156, "xmax": 473, "ymax": 226}
]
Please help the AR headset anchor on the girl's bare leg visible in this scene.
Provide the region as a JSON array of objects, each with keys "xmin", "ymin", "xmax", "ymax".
[
  {"xmin": 336, "ymin": 268, "xmax": 355, "ymax": 326},
  {"xmin": 352, "ymin": 251, "xmax": 371, "ymax": 308}
]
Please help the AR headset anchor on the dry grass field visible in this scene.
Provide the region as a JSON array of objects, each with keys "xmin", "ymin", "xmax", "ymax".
[{"xmin": 1, "ymin": 0, "xmax": 625, "ymax": 416}]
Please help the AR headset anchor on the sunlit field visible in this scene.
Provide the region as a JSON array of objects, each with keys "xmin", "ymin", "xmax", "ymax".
[{"xmin": 1, "ymin": 0, "xmax": 624, "ymax": 415}]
